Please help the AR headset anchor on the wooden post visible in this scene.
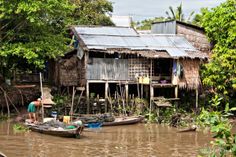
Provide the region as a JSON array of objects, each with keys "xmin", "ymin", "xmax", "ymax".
[
  {"xmin": 70, "ymin": 86, "xmax": 75, "ymax": 122},
  {"xmin": 39, "ymin": 72, "xmax": 44, "ymax": 121},
  {"xmin": 141, "ymin": 84, "xmax": 143, "ymax": 98},
  {"xmin": 125, "ymin": 83, "xmax": 129, "ymax": 105},
  {"xmin": 195, "ymin": 77, "xmax": 199, "ymax": 113},
  {"xmin": 196, "ymin": 88, "xmax": 198, "ymax": 111},
  {"xmin": 175, "ymin": 86, "xmax": 178, "ymax": 98},
  {"xmin": 149, "ymin": 59, "xmax": 153, "ymax": 121},
  {"xmin": 86, "ymin": 81, "xmax": 90, "ymax": 114},
  {"xmin": 105, "ymin": 81, "xmax": 108, "ymax": 113},
  {"xmin": 137, "ymin": 82, "xmax": 140, "ymax": 98}
]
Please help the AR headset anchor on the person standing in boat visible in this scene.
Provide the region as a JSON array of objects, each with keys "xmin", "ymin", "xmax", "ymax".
[{"xmin": 27, "ymin": 98, "xmax": 41, "ymax": 123}]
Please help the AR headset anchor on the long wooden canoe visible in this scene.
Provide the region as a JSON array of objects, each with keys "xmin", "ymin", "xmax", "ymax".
[{"xmin": 102, "ymin": 116, "xmax": 144, "ymax": 126}]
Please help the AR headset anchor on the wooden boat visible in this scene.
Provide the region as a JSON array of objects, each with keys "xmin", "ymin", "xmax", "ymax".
[
  {"xmin": 102, "ymin": 116, "xmax": 144, "ymax": 126},
  {"xmin": 0, "ymin": 151, "xmax": 7, "ymax": 157},
  {"xmin": 177, "ymin": 125, "xmax": 197, "ymax": 133},
  {"xmin": 26, "ymin": 124, "xmax": 83, "ymax": 138}
]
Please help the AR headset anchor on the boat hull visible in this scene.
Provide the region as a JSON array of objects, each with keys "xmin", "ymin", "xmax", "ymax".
[
  {"xmin": 102, "ymin": 116, "xmax": 144, "ymax": 126},
  {"xmin": 27, "ymin": 125, "xmax": 83, "ymax": 138}
]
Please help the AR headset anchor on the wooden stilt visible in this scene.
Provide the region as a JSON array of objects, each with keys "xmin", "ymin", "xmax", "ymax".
[
  {"xmin": 105, "ymin": 81, "xmax": 108, "ymax": 113},
  {"xmin": 196, "ymin": 87, "xmax": 198, "ymax": 113},
  {"xmin": 39, "ymin": 72, "xmax": 44, "ymax": 121},
  {"xmin": 149, "ymin": 59, "xmax": 153, "ymax": 121},
  {"xmin": 175, "ymin": 86, "xmax": 178, "ymax": 98},
  {"xmin": 149, "ymin": 86, "xmax": 154, "ymax": 121},
  {"xmin": 141, "ymin": 84, "xmax": 143, "ymax": 98},
  {"xmin": 70, "ymin": 86, "xmax": 75, "ymax": 122},
  {"xmin": 86, "ymin": 81, "xmax": 90, "ymax": 114},
  {"xmin": 125, "ymin": 83, "xmax": 129, "ymax": 105}
]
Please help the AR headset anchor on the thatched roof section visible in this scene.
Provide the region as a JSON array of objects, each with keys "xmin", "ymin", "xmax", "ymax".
[{"xmin": 179, "ymin": 59, "xmax": 201, "ymax": 89}]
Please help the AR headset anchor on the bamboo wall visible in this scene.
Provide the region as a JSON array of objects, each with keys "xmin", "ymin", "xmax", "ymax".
[{"xmin": 128, "ymin": 57, "xmax": 151, "ymax": 80}]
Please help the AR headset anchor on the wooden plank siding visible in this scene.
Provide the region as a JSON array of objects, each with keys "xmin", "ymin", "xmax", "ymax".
[{"xmin": 87, "ymin": 58, "xmax": 129, "ymax": 80}]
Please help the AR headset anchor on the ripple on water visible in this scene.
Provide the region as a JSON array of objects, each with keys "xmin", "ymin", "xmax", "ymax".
[{"xmin": 0, "ymin": 122, "xmax": 211, "ymax": 157}]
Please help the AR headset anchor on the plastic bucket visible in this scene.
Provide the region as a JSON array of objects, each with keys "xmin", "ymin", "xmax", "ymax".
[
  {"xmin": 51, "ymin": 111, "xmax": 57, "ymax": 119},
  {"xmin": 63, "ymin": 116, "xmax": 70, "ymax": 124}
]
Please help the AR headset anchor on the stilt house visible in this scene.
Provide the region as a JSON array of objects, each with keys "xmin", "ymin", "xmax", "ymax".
[{"xmin": 53, "ymin": 26, "xmax": 208, "ymax": 112}]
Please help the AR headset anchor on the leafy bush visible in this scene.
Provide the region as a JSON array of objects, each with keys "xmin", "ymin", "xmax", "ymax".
[{"xmin": 197, "ymin": 95, "xmax": 236, "ymax": 156}]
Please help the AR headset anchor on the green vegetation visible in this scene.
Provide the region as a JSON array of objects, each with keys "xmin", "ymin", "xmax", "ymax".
[
  {"xmin": 195, "ymin": 1, "xmax": 236, "ymax": 156},
  {"xmin": 13, "ymin": 123, "xmax": 29, "ymax": 132},
  {"xmin": 201, "ymin": 0, "xmax": 236, "ymax": 106},
  {"xmin": 72, "ymin": 0, "xmax": 114, "ymax": 26},
  {"xmin": 0, "ymin": 0, "xmax": 113, "ymax": 79},
  {"xmin": 197, "ymin": 95, "xmax": 236, "ymax": 157}
]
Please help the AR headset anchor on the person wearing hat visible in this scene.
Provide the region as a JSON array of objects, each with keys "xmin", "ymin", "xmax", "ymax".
[{"xmin": 27, "ymin": 98, "xmax": 41, "ymax": 123}]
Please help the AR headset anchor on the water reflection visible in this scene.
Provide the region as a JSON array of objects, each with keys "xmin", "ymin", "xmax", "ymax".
[{"xmin": 0, "ymin": 122, "xmax": 211, "ymax": 157}]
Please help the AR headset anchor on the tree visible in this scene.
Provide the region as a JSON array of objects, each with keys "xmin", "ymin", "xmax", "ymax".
[
  {"xmin": 0, "ymin": 0, "xmax": 114, "ymax": 79},
  {"xmin": 165, "ymin": 2, "xmax": 194, "ymax": 22},
  {"xmin": 201, "ymin": 0, "xmax": 236, "ymax": 102},
  {"xmin": 0, "ymin": 0, "xmax": 75, "ymax": 78},
  {"xmin": 192, "ymin": 8, "xmax": 208, "ymax": 26},
  {"xmin": 71, "ymin": 0, "xmax": 114, "ymax": 26}
]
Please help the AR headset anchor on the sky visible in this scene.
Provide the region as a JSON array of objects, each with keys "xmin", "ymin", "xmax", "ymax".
[{"xmin": 109, "ymin": 0, "xmax": 226, "ymax": 21}]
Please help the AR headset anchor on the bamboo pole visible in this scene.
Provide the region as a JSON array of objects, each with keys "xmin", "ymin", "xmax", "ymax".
[
  {"xmin": 105, "ymin": 81, "xmax": 108, "ymax": 113},
  {"xmin": 195, "ymin": 77, "xmax": 199, "ymax": 114},
  {"xmin": 4, "ymin": 92, "xmax": 10, "ymax": 118},
  {"xmin": 6, "ymin": 94, "xmax": 20, "ymax": 114},
  {"xmin": 0, "ymin": 86, "xmax": 10, "ymax": 118},
  {"xmin": 149, "ymin": 59, "xmax": 153, "ymax": 121},
  {"xmin": 39, "ymin": 72, "xmax": 44, "ymax": 121},
  {"xmin": 71, "ymin": 86, "xmax": 75, "ymax": 122}
]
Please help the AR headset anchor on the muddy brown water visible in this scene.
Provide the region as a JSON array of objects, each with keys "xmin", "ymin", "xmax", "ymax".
[{"xmin": 0, "ymin": 121, "xmax": 212, "ymax": 157}]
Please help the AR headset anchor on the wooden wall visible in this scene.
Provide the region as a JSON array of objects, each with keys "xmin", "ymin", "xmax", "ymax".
[{"xmin": 87, "ymin": 58, "xmax": 129, "ymax": 80}]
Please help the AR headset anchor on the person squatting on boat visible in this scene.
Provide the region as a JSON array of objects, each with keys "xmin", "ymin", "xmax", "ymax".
[{"xmin": 27, "ymin": 98, "xmax": 41, "ymax": 123}]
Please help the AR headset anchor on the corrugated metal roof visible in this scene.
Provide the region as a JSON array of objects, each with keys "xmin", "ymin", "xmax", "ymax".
[
  {"xmin": 74, "ymin": 26, "xmax": 138, "ymax": 36},
  {"xmin": 140, "ymin": 35, "xmax": 195, "ymax": 51},
  {"xmin": 80, "ymin": 35, "xmax": 145, "ymax": 49},
  {"xmin": 73, "ymin": 26, "xmax": 206, "ymax": 59},
  {"xmin": 151, "ymin": 21, "xmax": 176, "ymax": 34}
]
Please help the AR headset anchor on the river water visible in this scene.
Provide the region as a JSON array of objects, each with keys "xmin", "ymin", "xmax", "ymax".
[{"xmin": 0, "ymin": 121, "xmax": 212, "ymax": 157}]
